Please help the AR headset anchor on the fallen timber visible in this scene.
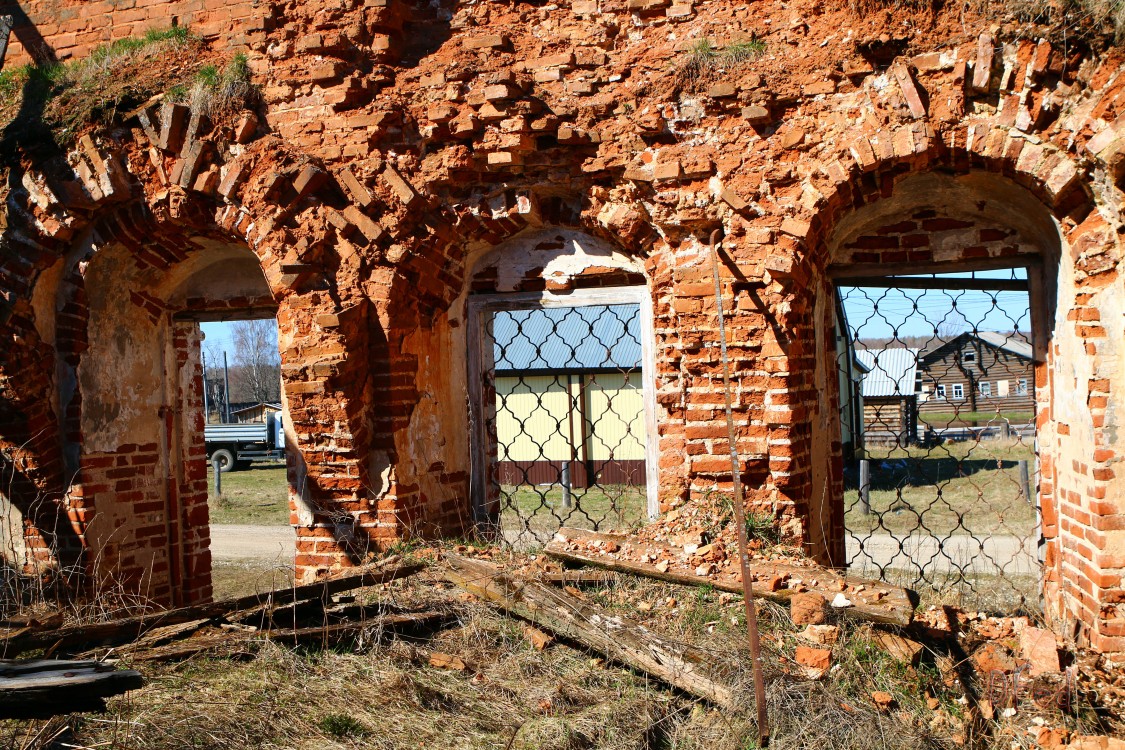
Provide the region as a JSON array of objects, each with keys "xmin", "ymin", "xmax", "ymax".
[
  {"xmin": 444, "ymin": 554, "xmax": 740, "ymax": 708},
  {"xmin": 0, "ymin": 659, "xmax": 143, "ymax": 718},
  {"xmin": 122, "ymin": 610, "xmax": 450, "ymax": 662},
  {"xmin": 3, "ymin": 560, "xmax": 424, "ymax": 656},
  {"xmin": 545, "ymin": 527, "xmax": 915, "ymax": 627}
]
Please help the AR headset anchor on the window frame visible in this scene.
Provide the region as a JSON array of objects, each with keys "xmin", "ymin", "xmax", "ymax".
[{"xmin": 952, "ymin": 383, "xmax": 964, "ymax": 399}]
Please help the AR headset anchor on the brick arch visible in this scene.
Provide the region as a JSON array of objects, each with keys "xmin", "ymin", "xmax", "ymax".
[
  {"xmin": 359, "ymin": 190, "xmax": 663, "ymax": 545},
  {"xmin": 780, "ymin": 133, "xmax": 1124, "ymax": 651},
  {"xmin": 793, "ymin": 127, "xmax": 1095, "ymax": 272}
]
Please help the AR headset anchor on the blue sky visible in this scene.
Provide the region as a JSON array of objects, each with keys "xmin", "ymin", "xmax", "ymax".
[
  {"xmin": 201, "ymin": 270, "xmax": 1032, "ymax": 362},
  {"xmin": 200, "ymin": 321, "xmax": 238, "ymax": 358},
  {"xmin": 838, "ymin": 269, "xmax": 1031, "ymax": 341}
]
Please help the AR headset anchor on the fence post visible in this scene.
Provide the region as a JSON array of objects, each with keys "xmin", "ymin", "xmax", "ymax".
[
  {"xmin": 560, "ymin": 460, "xmax": 573, "ymax": 509},
  {"xmin": 1019, "ymin": 459, "xmax": 1031, "ymax": 503},
  {"xmin": 213, "ymin": 457, "xmax": 222, "ymax": 497},
  {"xmin": 859, "ymin": 459, "xmax": 871, "ymax": 516},
  {"xmin": 1000, "ymin": 421, "xmax": 1010, "ymax": 440}
]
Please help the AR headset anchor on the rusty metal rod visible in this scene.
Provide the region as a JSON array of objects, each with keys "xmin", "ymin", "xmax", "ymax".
[{"xmin": 708, "ymin": 228, "xmax": 769, "ymax": 744}]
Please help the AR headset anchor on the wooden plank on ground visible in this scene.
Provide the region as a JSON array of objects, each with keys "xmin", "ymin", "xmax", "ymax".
[
  {"xmin": 5, "ymin": 560, "xmax": 425, "ymax": 655},
  {"xmin": 545, "ymin": 527, "xmax": 914, "ymax": 626},
  {"xmin": 127, "ymin": 610, "xmax": 450, "ymax": 662},
  {"xmin": 0, "ymin": 659, "xmax": 143, "ymax": 719},
  {"xmin": 443, "ymin": 554, "xmax": 739, "ymax": 708}
]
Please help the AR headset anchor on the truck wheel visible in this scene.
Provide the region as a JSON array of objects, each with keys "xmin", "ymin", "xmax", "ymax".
[{"xmin": 210, "ymin": 448, "xmax": 235, "ymax": 473}]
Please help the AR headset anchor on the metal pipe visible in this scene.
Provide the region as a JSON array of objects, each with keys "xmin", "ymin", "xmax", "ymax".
[
  {"xmin": 213, "ymin": 455, "xmax": 222, "ymax": 497},
  {"xmin": 859, "ymin": 459, "xmax": 871, "ymax": 516},
  {"xmin": 708, "ymin": 229, "xmax": 769, "ymax": 745}
]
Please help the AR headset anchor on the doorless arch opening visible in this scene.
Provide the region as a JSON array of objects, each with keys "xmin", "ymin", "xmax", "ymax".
[{"xmin": 467, "ymin": 286, "xmax": 659, "ymax": 546}]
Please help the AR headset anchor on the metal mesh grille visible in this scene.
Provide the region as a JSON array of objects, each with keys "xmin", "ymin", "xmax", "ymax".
[
  {"xmin": 835, "ymin": 269, "xmax": 1040, "ymax": 611},
  {"xmin": 480, "ymin": 303, "xmax": 648, "ymax": 547}
]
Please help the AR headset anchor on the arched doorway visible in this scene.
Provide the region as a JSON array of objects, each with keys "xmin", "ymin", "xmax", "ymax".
[
  {"xmin": 67, "ymin": 233, "xmax": 284, "ymax": 605},
  {"xmin": 462, "ymin": 228, "xmax": 658, "ymax": 546},
  {"xmin": 818, "ymin": 171, "xmax": 1064, "ymax": 611}
]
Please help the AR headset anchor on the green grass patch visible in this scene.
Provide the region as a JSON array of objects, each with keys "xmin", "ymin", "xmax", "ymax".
[
  {"xmin": 678, "ymin": 36, "xmax": 766, "ymax": 87},
  {"xmin": 208, "ymin": 465, "xmax": 289, "ymax": 525},
  {"xmin": 318, "ymin": 712, "xmax": 370, "ymax": 739},
  {"xmin": 723, "ymin": 37, "xmax": 767, "ymax": 62},
  {"xmin": 498, "ymin": 483, "xmax": 646, "ymax": 545},
  {"xmin": 88, "ymin": 26, "xmax": 194, "ymax": 65},
  {"xmin": 846, "ymin": 439, "xmax": 1037, "ymax": 536}
]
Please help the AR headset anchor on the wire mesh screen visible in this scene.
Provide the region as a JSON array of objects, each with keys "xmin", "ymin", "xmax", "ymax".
[
  {"xmin": 835, "ymin": 270, "xmax": 1041, "ymax": 611},
  {"xmin": 480, "ymin": 303, "xmax": 648, "ymax": 547}
]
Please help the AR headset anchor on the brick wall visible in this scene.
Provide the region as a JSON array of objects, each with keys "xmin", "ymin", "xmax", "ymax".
[
  {"xmin": 0, "ymin": 0, "xmax": 271, "ymax": 66},
  {"xmin": 1, "ymin": 0, "xmax": 1124, "ymax": 654}
]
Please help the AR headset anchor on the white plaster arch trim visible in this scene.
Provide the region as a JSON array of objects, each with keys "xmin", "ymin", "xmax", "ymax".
[{"xmin": 466, "ymin": 227, "xmax": 647, "ymax": 294}]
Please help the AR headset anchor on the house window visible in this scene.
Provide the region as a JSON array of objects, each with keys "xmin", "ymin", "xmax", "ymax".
[
  {"xmin": 997, "ymin": 379, "xmax": 1009, "ymax": 397},
  {"xmin": 979, "ymin": 381, "xmax": 991, "ymax": 397},
  {"xmin": 962, "ymin": 347, "xmax": 976, "ymax": 363},
  {"xmin": 952, "ymin": 383, "xmax": 964, "ymax": 399},
  {"xmin": 936, "ymin": 384, "xmax": 946, "ymax": 399},
  {"xmin": 1017, "ymin": 378, "xmax": 1028, "ymax": 396}
]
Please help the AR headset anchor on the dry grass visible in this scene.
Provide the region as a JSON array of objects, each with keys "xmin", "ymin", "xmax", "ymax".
[
  {"xmin": 0, "ymin": 27, "xmax": 253, "ymax": 155},
  {"xmin": 1, "ymin": 551, "xmax": 1120, "ymax": 749},
  {"xmin": 0, "ymin": 567, "xmax": 1023, "ymax": 750}
]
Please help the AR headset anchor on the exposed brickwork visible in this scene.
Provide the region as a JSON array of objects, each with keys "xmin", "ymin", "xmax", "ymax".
[{"xmin": 0, "ymin": 0, "xmax": 1123, "ymax": 653}]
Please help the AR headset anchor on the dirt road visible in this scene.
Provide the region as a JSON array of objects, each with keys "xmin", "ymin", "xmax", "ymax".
[{"xmin": 210, "ymin": 524, "xmax": 294, "ymax": 562}]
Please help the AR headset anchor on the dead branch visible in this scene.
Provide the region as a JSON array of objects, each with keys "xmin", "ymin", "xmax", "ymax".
[
  {"xmin": 4, "ymin": 560, "xmax": 424, "ymax": 656},
  {"xmin": 443, "ymin": 554, "xmax": 740, "ymax": 708}
]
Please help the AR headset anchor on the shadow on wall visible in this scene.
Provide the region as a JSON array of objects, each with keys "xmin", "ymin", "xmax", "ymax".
[{"xmin": 0, "ymin": 6, "xmax": 61, "ymax": 163}]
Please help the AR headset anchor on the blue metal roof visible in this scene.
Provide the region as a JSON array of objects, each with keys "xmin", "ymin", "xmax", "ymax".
[
  {"xmin": 492, "ymin": 305, "xmax": 642, "ymax": 372},
  {"xmin": 856, "ymin": 348, "xmax": 919, "ymax": 398}
]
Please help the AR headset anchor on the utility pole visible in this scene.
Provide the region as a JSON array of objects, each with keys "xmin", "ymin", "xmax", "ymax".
[
  {"xmin": 201, "ymin": 352, "xmax": 210, "ymax": 424},
  {"xmin": 223, "ymin": 351, "xmax": 231, "ymax": 424}
]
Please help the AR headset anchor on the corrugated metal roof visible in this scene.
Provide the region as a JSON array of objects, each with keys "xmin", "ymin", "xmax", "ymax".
[
  {"xmin": 856, "ymin": 348, "xmax": 919, "ymax": 398},
  {"xmin": 493, "ymin": 304, "xmax": 642, "ymax": 372},
  {"xmin": 974, "ymin": 330, "xmax": 1033, "ymax": 359}
]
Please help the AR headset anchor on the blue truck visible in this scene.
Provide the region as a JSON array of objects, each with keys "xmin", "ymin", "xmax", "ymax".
[{"xmin": 204, "ymin": 412, "xmax": 285, "ymax": 472}]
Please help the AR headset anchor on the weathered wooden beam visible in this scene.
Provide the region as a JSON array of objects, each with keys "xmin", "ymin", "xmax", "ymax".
[
  {"xmin": 0, "ymin": 659, "xmax": 143, "ymax": 719},
  {"xmin": 5, "ymin": 560, "xmax": 424, "ymax": 655},
  {"xmin": 545, "ymin": 528, "xmax": 915, "ymax": 626},
  {"xmin": 836, "ymin": 276, "xmax": 1028, "ymax": 292},
  {"xmin": 444, "ymin": 555, "xmax": 739, "ymax": 708},
  {"xmin": 536, "ymin": 569, "xmax": 617, "ymax": 586},
  {"xmin": 126, "ymin": 610, "xmax": 449, "ymax": 662}
]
